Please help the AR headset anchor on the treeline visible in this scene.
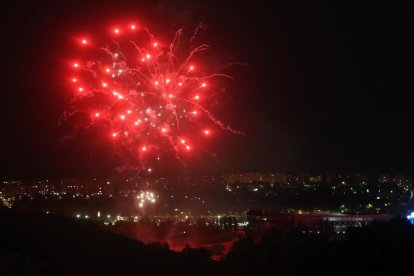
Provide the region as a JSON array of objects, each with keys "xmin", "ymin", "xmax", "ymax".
[
  {"xmin": 224, "ymin": 218, "xmax": 414, "ymax": 275},
  {"xmin": 1, "ymin": 206, "xmax": 414, "ymax": 275},
  {"xmin": 0, "ymin": 207, "xmax": 216, "ymax": 275}
]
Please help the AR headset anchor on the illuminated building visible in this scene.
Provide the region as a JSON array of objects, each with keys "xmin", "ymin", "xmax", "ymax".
[{"xmin": 247, "ymin": 210, "xmax": 393, "ymax": 234}]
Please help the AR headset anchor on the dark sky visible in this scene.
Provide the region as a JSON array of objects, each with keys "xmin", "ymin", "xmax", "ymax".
[{"xmin": 1, "ymin": 0, "xmax": 414, "ymax": 178}]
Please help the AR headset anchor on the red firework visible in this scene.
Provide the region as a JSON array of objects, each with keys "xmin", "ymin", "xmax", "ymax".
[{"xmin": 65, "ymin": 22, "xmax": 239, "ymax": 171}]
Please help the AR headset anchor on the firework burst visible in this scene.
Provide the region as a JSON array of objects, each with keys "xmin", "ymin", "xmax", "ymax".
[
  {"xmin": 64, "ymin": 21, "xmax": 240, "ymax": 172},
  {"xmin": 137, "ymin": 190, "xmax": 157, "ymax": 209}
]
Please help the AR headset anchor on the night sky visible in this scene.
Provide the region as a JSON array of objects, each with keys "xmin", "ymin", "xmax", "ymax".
[{"xmin": 1, "ymin": 0, "xmax": 414, "ymax": 178}]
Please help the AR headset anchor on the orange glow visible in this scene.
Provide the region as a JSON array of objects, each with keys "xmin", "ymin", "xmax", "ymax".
[
  {"xmin": 102, "ymin": 82, "xmax": 108, "ymax": 87},
  {"xmin": 185, "ymin": 145, "xmax": 191, "ymax": 150}
]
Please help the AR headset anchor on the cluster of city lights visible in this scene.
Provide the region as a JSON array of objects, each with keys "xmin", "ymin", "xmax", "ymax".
[
  {"xmin": 407, "ymin": 212, "xmax": 414, "ymax": 225},
  {"xmin": 66, "ymin": 21, "xmax": 239, "ymax": 171}
]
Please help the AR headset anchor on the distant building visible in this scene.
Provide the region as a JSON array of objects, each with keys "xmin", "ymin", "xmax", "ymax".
[
  {"xmin": 247, "ymin": 210, "xmax": 393, "ymax": 234},
  {"xmin": 223, "ymin": 171, "xmax": 288, "ymax": 185}
]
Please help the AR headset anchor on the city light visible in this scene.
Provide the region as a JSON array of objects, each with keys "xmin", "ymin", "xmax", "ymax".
[{"xmin": 407, "ymin": 212, "xmax": 414, "ymax": 225}]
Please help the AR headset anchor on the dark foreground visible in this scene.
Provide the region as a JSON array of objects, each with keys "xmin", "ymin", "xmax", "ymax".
[{"xmin": 1, "ymin": 207, "xmax": 414, "ymax": 275}]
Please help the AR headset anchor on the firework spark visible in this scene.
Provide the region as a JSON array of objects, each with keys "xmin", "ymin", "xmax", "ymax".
[
  {"xmin": 137, "ymin": 190, "xmax": 156, "ymax": 209},
  {"xmin": 65, "ymin": 21, "xmax": 239, "ymax": 171}
]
